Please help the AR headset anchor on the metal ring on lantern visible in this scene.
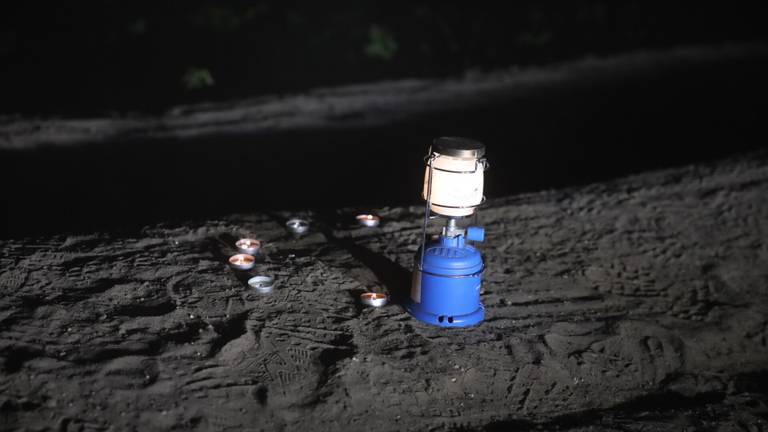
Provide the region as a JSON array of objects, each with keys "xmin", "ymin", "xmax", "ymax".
[
  {"xmin": 423, "ymin": 156, "xmax": 488, "ymax": 174},
  {"xmin": 414, "ymin": 265, "xmax": 486, "ymax": 278},
  {"xmin": 429, "ymin": 196, "xmax": 487, "ymax": 210}
]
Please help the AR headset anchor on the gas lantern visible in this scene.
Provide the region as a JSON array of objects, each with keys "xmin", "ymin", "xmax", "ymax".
[{"xmin": 406, "ymin": 137, "xmax": 488, "ymax": 328}]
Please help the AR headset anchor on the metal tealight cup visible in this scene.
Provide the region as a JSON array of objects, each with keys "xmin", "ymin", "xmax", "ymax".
[
  {"xmin": 356, "ymin": 214, "xmax": 380, "ymax": 227},
  {"xmin": 360, "ymin": 292, "xmax": 388, "ymax": 307},
  {"xmin": 286, "ymin": 218, "xmax": 309, "ymax": 235},
  {"xmin": 236, "ymin": 238, "xmax": 261, "ymax": 255},
  {"xmin": 248, "ymin": 275, "xmax": 275, "ymax": 293},
  {"xmin": 229, "ymin": 253, "xmax": 256, "ymax": 270}
]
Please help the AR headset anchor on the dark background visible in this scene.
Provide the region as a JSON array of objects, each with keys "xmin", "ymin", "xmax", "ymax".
[
  {"xmin": 1, "ymin": 1, "xmax": 768, "ymax": 238},
  {"xmin": 2, "ymin": 1, "xmax": 767, "ymax": 116}
]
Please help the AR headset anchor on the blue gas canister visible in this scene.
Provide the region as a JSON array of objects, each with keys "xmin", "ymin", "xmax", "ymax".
[{"xmin": 407, "ymin": 230, "xmax": 485, "ymax": 327}]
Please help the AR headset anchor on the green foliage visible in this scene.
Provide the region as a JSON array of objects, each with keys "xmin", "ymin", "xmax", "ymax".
[
  {"xmin": 128, "ymin": 18, "xmax": 147, "ymax": 36},
  {"xmin": 516, "ymin": 31, "xmax": 553, "ymax": 47},
  {"xmin": 364, "ymin": 25, "xmax": 397, "ymax": 61},
  {"xmin": 181, "ymin": 67, "xmax": 215, "ymax": 90},
  {"xmin": 190, "ymin": 5, "xmax": 243, "ymax": 32}
]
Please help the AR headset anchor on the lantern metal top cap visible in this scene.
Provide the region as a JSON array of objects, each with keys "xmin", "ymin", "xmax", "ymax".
[{"xmin": 432, "ymin": 136, "xmax": 485, "ymax": 159}]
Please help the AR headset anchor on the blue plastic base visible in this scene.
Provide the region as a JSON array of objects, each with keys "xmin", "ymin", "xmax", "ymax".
[{"xmin": 406, "ymin": 300, "xmax": 484, "ymax": 328}]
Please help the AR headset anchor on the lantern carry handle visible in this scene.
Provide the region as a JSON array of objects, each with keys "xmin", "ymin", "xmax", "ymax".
[{"xmin": 419, "ymin": 149, "xmax": 437, "ymax": 269}]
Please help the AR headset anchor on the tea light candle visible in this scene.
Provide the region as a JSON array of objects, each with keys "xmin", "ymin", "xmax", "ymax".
[
  {"xmin": 286, "ymin": 218, "xmax": 309, "ymax": 235},
  {"xmin": 356, "ymin": 214, "xmax": 380, "ymax": 227},
  {"xmin": 248, "ymin": 275, "xmax": 275, "ymax": 293},
  {"xmin": 228, "ymin": 253, "xmax": 255, "ymax": 270},
  {"xmin": 236, "ymin": 238, "xmax": 261, "ymax": 255},
  {"xmin": 360, "ymin": 292, "xmax": 388, "ymax": 307}
]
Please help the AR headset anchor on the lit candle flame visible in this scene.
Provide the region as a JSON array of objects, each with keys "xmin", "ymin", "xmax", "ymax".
[
  {"xmin": 229, "ymin": 254, "xmax": 255, "ymax": 267},
  {"xmin": 356, "ymin": 214, "xmax": 380, "ymax": 226}
]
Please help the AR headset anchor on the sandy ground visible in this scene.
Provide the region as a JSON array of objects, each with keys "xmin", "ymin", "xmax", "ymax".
[{"xmin": 1, "ymin": 154, "xmax": 767, "ymax": 431}]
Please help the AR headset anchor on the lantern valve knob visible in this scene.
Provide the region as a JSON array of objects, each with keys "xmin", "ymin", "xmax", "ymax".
[{"xmin": 466, "ymin": 226, "xmax": 485, "ymax": 242}]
